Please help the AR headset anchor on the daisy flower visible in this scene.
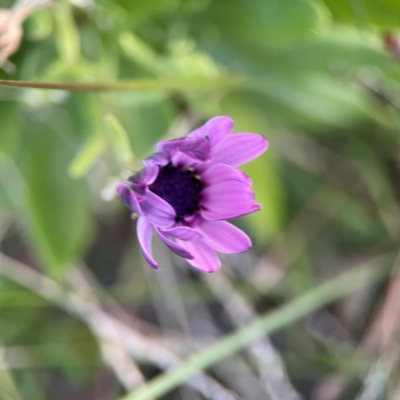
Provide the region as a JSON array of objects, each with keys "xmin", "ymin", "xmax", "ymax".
[{"xmin": 117, "ymin": 116, "xmax": 268, "ymax": 273}]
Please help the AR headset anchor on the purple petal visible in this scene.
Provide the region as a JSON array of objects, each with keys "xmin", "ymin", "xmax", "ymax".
[
  {"xmin": 171, "ymin": 150, "xmax": 201, "ymax": 169},
  {"xmin": 250, "ymin": 203, "xmax": 262, "ymax": 213},
  {"xmin": 141, "ymin": 191, "xmax": 176, "ymax": 228},
  {"xmin": 128, "ymin": 164, "xmax": 159, "ymax": 186},
  {"xmin": 177, "ymin": 240, "xmax": 221, "ymax": 273},
  {"xmin": 182, "ymin": 213, "xmax": 201, "ymax": 227},
  {"xmin": 201, "ymin": 180, "xmax": 256, "ymax": 220},
  {"xmin": 212, "ymin": 133, "xmax": 268, "ymax": 167},
  {"xmin": 201, "ymin": 163, "xmax": 251, "ymax": 186},
  {"xmin": 137, "ymin": 216, "xmax": 159, "ymax": 270},
  {"xmin": 156, "ymin": 138, "xmax": 186, "ymax": 153},
  {"xmin": 155, "ymin": 228, "xmax": 194, "ymax": 259},
  {"xmin": 158, "ymin": 137, "xmax": 211, "ymax": 161},
  {"xmin": 189, "ymin": 116, "xmax": 234, "ymax": 148},
  {"xmin": 200, "ymin": 220, "xmax": 252, "ymax": 254},
  {"xmin": 116, "ymin": 184, "xmax": 142, "ymax": 214},
  {"xmin": 161, "ymin": 226, "xmax": 203, "ymax": 241},
  {"xmin": 143, "ymin": 152, "xmax": 170, "ymax": 167},
  {"xmin": 180, "ymin": 137, "xmax": 211, "ymax": 161}
]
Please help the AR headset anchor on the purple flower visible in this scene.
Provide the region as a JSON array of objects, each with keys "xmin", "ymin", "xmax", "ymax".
[{"xmin": 117, "ymin": 116, "xmax": 268, "ymax": 273}]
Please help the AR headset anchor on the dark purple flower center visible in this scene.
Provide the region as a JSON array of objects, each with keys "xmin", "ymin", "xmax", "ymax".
[{"xmin": 149, "ymin": 164, "xmax": 203, "ymax": 222}]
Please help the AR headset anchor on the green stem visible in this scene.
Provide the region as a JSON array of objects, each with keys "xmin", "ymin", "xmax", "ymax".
[
  {"xmin": 121, "ymin": 253, "xmax": 394, "ymax": 400},
  {"xmin": 0, "ymin": 77, "xmax": 244, "ymax": 92}
]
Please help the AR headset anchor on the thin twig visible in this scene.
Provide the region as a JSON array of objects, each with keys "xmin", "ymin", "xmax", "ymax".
[
  {"xmin": 68, "ymin": 268, "xmax": 145, "ymax": 391},
  {"xmin": 0, "ymin": 253, "xmax": 239, "ymax": 400},
  {"xmin": 204, "ymin": 270, "xmax": 302, "ymax": 400},
  {"xmin": 0, "ymin": 77, "xmax": 244, "ymax": 92}
]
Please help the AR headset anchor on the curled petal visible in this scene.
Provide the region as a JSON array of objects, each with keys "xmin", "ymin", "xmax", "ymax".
[
  {"xmin": 201, "ymin": 180, "xmax": 256, "ymax": 220},
  {"xmin": 171, "ymin": 150, "xmax": 201, "ymax": 169},
  {"xmin": 143, "ymin": 152, "xmax": 170, "ymax": 167},
  {"xmin": 155, "ymin": 228, "xmax": 194, "ymax": 259},
  {"xmin": 200, "ymin": 220, "xmax": 251, "ymax": 254},
  {"xmin": 177, "ymin": 240, "xmax": 221, "ymax": 273},
  {"xmin": 213, "ymin": 133, "xmax": 268, "ymax": 167},
  {"xmin": 161, "ymin": 226, "xmax": 203, "ymax": 241},
  {"xmin": 127, "ymin": 165, "xmax": 159, "ymax": 198},
  {"xmin": 201, "ymin": 163, "xmax": 251, "ymax": 186},
  {"xmin": 116, "ymin": 184, "xmax": 142, "ymax": 214},
  {"xmin": 128, "ymin": 164, "xmax": 159, "ymax": 186},
  {"xmin": 157, "ymin": 137, "xmax": 211, "ymax": 161},
  {"xmin": 182, "ymin": 137, "xmax": 212, "ymax": 161},
  {"xmin": 250, "ymin": 203, "xmax": 262, "ymax": 213},
  {"xmin": 140, "ymin": 191, "xmax": 176, "ymax": 228},
  {"xmin": 189, "ymin": 116, "xmax": 233, "ymax": 148},
  {"xmin": 137, "ymin": 217, "xmax": 159, "ymax": 270}
]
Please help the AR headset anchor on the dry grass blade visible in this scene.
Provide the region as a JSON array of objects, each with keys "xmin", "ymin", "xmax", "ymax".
[
  {"xmin": 0, "ymin": 252, "xmax": 240, "ymax": 400},
  {"xmin": 204, "ymin": 270, "xmax": 302, "ymax": 400}
]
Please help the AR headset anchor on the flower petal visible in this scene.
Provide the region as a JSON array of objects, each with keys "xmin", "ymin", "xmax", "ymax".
[
  {"xmin": 161, "ymin": 226, "xmax": 203, "ymax": 241},
  {"xmin": 128, "ymin": 164, "xmax": 159, "ymax": 186},
  {"xmin": 201, "ymin": 163, "xmax": 251, "ymax": 186},
  {"xmin": 116, "ymin": 184, "xmax": 142, "ymax": 214},
  {"xmin": 155, "ymin": 228, "xmax": 194, "ymax": 259},
  {"xmin": 189, "ymin": 116, "xmax": 233, "ymax": 148},
  {"xmin": 212, "ymin": 133, "xmax": 268, "ymax": 167},
  {"xmin": 141, "ymin": 191, "xmax": 176, "ymax": 228},
  {"xmin": 143, "ymin": 152, "xmax": 170, "ymax": 167},
  {"xmin": 201, "ymin": 180, "xmax": 256, "ymax": 220},
  {"xmin": 158, "ymin": 137, "xmax": 211, "ymax": 161},
  {"xmin": 177, "ymin": 240, "xmax": 221, "ymax": 273},
  {"xmin": 200, "ymin": 220, "xmax": 252, "ymax": 254},
  {"xmin": 171, "ymin": 150, "xmax": 201, "ymax": 169},
  {"xmin": 137, "ymin": 216, "xmax": 159, "ymax": 270}
]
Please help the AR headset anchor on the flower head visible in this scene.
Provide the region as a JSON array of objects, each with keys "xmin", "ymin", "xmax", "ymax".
[{"xmin": 117, "ymin": 116, "xmax": 268, "ymax": 273}]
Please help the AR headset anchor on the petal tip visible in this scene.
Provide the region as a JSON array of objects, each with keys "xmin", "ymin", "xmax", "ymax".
[
  {"xmin": 261, "ymin": 136, "xmax": 269, "ymax": 153},
  {"xmin": 252, "ymin": 203, "xmax": 262, "ymax": 212},
  {"xmin": 116, "ymin": 183, "xmax": 128, "ymax": 196}
]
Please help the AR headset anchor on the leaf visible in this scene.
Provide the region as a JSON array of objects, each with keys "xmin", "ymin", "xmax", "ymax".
[
  {"xmin": 53, "ymin": 1, "xmax": 81, "ymax": 65},
  {"xmin": 0, "ymin": 101, "xmax": 21, "ymax": 162},
  {"xmin": 105, "ymin": 94, "xmax": 176, "ymax": 158},
  {"xmin": 68, "ymin": 133, "xmax": 107, "ymax": 179},
  {"xmin": 104, "ymin": 111, "xmax": 135, "ymax": 170},
  {"xmin": 206, "ymin": 0, "xmax": 324, "ymax": 51},
  {"xmin": 322, "ymin": 0, "xmax": 400, "ymax": 28},
  {"xmin": 25, "ymin": 8, "xmax": 53, "ymax": 42},
  {"xmin": 16, "ymin": 114, "xmax": 93, "ymax": 277}
]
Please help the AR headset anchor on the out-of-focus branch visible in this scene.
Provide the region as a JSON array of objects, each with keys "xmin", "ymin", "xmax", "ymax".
[
  {"xmin": 67, "ymin": 267, "xmax": 145, "ymax": 391},
  {"xmin": 0, "ymin": 252, "xmax": 239, "ymax": 400},
  {"xmin": 204, "ymin": 270, "xmax": 302, "ymax": 400},
  {"xmin": 355, "ymin": 258, "xmax": 400, "ymax": 400}
]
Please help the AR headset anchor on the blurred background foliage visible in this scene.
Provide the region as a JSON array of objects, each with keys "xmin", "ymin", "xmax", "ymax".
[{"xmin": 1, "ymin": 0, "xmax": 400, "ymax": 399}]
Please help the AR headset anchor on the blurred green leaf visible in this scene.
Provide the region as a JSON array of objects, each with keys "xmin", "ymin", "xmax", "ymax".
[
  {"xmin": 119, "ymin": 31, "xmax": 159, "ymax": 73},
  {"xmin": 0, "ymin": 369, "xmax": 22, "ymax": 400},
  {"xmin": 53, "ymin": 1, "xmax": 81, "ymax": 65},
  {"xmin": 126, "ymin": 0, "xmax": 181, "ymax": 27},
  {"xmin": 68, "ymin": 133, "xmax": 107, "ymax": 179},
  {"xmin": 0, "ymin": 102, "xmax": 20, "ymax": 163},
  {"xmin": 104, "ymin": 111, "xmax": 135, "ymax": 170},
  {"xmin": 206, "ymin": 0, "xmax": 324, "ymax": 51},
  {"xmin": 106, "ymin": 94, "xmax": 176, "ymax": 158},
  {"xmin": 323, "ymin": 0, "xmax": 400, "ymax": 27},
  {"xmin": 16, "ymin": 115, "xmax": 93, "ymax": 277},
  {"xmin": 25, "ymin": 8, "xmax": 53, "ymax": 42}
]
